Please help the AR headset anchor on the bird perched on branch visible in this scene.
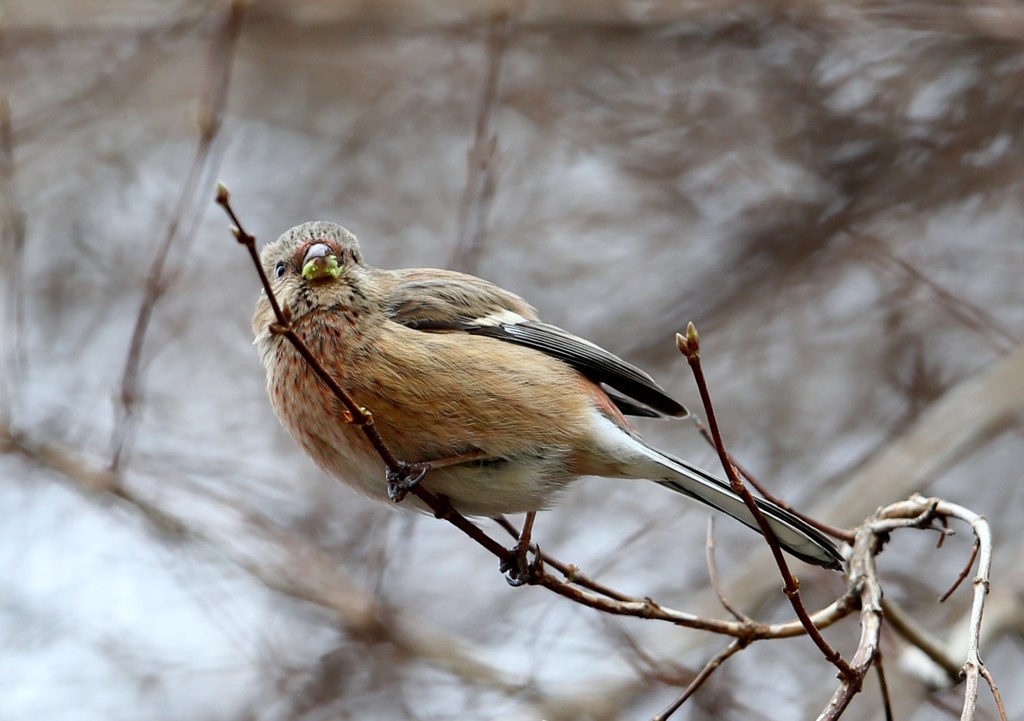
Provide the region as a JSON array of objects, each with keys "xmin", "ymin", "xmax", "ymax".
[{"xmin": 253, "ymin": 221, "xmax": 843, "ymax": 570}]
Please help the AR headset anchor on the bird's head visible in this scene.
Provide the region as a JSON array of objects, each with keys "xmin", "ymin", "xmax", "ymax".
[{"xmin": 253, "ymin": 221, "xmax": 373, "ymax": 335}]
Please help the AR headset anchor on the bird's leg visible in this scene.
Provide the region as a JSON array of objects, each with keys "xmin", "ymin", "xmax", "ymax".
[
  {"xmin": 501, "ymin": 511, "xmax": 538, "ymax": 586},
  {"xmin": 386, "ymin": 450, "xmax": 490, "ymax": 503}
]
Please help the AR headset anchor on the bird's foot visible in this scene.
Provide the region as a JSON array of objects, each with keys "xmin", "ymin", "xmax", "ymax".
[
  {"xmin": 386, "ymin": 461, "xmax": 430, "ymax": 503},
  {"xmin": 500, "ymin": 538, "xmax": 540, "ymax": 587}
]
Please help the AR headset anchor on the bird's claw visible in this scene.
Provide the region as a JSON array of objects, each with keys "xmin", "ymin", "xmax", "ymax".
[
  {"xmin": 386, "ymin": 461, "xmax": 430, "ymax": 503},
  {"xmin": 500, "ymin": 544, "xmax": 539, "ymax": 587}
]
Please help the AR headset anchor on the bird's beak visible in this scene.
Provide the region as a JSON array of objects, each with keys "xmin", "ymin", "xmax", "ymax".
[{"xmin": 301, "ymin": 243, "xmax": 343, "ymax": 282}]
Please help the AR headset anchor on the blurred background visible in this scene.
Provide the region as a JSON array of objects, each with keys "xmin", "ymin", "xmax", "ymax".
[{"xmin": 2, "ymin": 1, "xmax": 1023, "ymax": 719}]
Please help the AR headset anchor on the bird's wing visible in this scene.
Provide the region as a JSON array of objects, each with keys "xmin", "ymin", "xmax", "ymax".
[
  {"xmin": 382, "ymin": 268, "xmax": 688, "ymax": 418},
  {"xmin": 380, "ymin": 268, "xmax": 540, "ymax": 327}
]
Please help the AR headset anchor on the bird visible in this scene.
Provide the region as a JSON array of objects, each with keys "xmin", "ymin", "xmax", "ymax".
[{"xmin": 252, "ymin": 221, "xmax": 844, "ymax": 571}]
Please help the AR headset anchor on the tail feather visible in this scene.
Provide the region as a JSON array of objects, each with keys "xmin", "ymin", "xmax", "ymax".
[{"xmin": 652, "ymin": 451, "xmax": 844, "ymax": 570}]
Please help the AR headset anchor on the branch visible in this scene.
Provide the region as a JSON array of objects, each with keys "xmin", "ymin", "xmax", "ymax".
[
  {"xmin": 882, "ymin": 597, "xmax": 963, "ymax": 684},
  {"xmin": 677, "ymin": 323, "xmax": 854, "ymax": 681},
  {"xmin": 450, "ymin": 14, "xmax": 509, "ymax": 274},
  {"xmin": 818, "ymin": 496, "xmax": 1001, "ymax": 721},
  {"xmin": 938, "ymin": 497, "xmax": 1001, "ymax": 721},
  {"xmin": 651, "ymin": 639, "xmax": 745, "ymax": 721},
  {"xmin": 705, "ymin": 517, "xmax": 754, "ymax": 624},
  {"xmin": 1, "ymin": 426, "xmax": 530, "ymax": 697},
  {"xmin": 0, "ymin": 97, "xmax": 26, "ymax": 433},
  {"xmin": 108, "ymin": 0, "xmax": 245, "ymax": 472}
]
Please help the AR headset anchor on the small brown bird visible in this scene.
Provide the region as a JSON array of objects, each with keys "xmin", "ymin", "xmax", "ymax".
[{"xmin": 253, "ymin": 221, "xmax": 843, "ymax": 569}]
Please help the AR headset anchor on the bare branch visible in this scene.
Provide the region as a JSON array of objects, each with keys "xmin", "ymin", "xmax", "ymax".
[
  {"xmin": 2, "ymin": 426, "xmax": 530, "ymax": 698},
  {"xmin": 651, "ymin": 639, "xmax": 745, "ymax": 721},
  {"xmin": 108, "ymin": 0, "xmax": 245, "ymax": 472},
  {"xmin": 856, "ymin": 232, "xmax": 1019, "ymax": 353},
  {"xmin": 817, "ymin": 504, "xmax": 889, "ymax": 720},
  {"xmin": 939, "ymin": 497, "xmax": 1000, "ymax": 721},
  {"xmin": 0, "ymin": 98, "xmax": 26, "ymax": 432},
  {"xmin": 939, "ymin": 539, "xmax": 980, "ymax": 603},
  {"xmin": 705, "ymin": 517, "xmax": 753, "ymax": 624},
  {"xmin": 677, "ymin": 323, "xmax": 854, "ymax": 681},
  {"xmin": 818, "ymin": 496, "xmax": 1000, "ymax": 720},
  {"xmin": 450, "ymin": 14, "xmax": 510, "ymax": 274}
]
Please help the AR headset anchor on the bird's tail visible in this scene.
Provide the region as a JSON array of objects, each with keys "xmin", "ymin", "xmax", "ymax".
[{"xmin": 646, "ymin": 448, "xmax": 844, "ymax": 569}]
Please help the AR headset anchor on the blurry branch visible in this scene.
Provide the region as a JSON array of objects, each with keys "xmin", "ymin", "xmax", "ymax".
[
  {"xmin": 705, "ymin": 517, "xmax": 754, "ymax": 624},
  {"xmin": 450, "ymin": 14, "xmax": 509, "ymax": 274},
  {"xmin": 861, "ymin": 0, "xmax": 1024, "ymax": 38},
  {"xmin": 651, "ymin": 639, "xmax": 744, "ymax": 721},
  {"xmin": 600, "ymin": 620, "xmax": 697, "ymax": 688},
  {"xmin": 856, "ymin": 232, "xmax": 1019, "ymax": 353},
  {"xmin": 108, "ymin": 0, "xmax": 245, "ymax": 472},
  {"xmin": 12, "ymin": 13, "xmax": 212, "ymax": 145},
  {"xmin": 0, "ymin": 98, "xmax": 26, "ymax": 432},
  {"xmin": 882, "ymin": 597, "xmax": 963, "ymax": 684},
  {"xmin": 0, "ymin": 426, "xmax": 529, "ymax": 698},
  {"xmin": 9, "ymin": 0, "xmax": 1024, "ymax": 41},
  {"xmin": 808, "ymin": 345, "xmax": 1024, "ymax": 533}
]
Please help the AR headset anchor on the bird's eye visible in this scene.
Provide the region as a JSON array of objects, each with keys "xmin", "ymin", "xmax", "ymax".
[{"xmin": 275, "ymin": 261, "xmax": 286, "ymax": 278}]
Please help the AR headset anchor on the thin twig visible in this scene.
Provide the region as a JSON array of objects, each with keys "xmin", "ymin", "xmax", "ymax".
[
  {"xmin": 650, "ymin": 640, "xmax": 745, "ymax": 721},
  {"xmin": 856, "ymin": 232, "xmax": 1019, "ymax": 353},
  {"xmin": 109, "ymin": 0, "xmax": 245, "ymax": 472},
  {"xmin": 705, "ymin": 517, "xmax": 753, "ymax": 624},
  {"xmin": 450, "ymin": 14, "xmax": 509, "ymax": 274},
  {"xmin": 874, "ymin": 651, "xmax": 894, "ymax": 721},
  {"xmin": 939, "ymin": 538, "xmax": 980, "ymax": 603},
  {"xmin": 978, "ymin": 665, "xmax": 1008, "ymax": 721},
  {"xmin": 677, "ymin": 323, "xmax": 854, "ymax": 682},
  {"xmin": 532, "ymin": 550, "xmax": 855, "ymax": 638},
  {"xmin": 818, "ymin": 505, "xmax": 892, "ymax": 719}
]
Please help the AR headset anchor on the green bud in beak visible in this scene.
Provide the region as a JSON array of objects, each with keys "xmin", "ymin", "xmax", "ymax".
[{"xmin": 301, "ymin": 243, "xmax": 344, "ymax": 281}]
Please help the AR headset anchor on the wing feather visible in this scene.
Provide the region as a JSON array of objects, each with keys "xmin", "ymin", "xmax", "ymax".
[{"xmin": 382, "ymin": 268, "xmax": 687, "ymax": 418}]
